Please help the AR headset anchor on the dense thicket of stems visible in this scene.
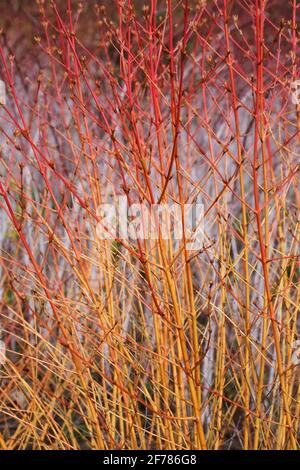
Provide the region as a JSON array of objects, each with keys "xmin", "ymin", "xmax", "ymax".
[{"xmin": 0, "ymin": 0, "xmax": 299, "ymax": 449}]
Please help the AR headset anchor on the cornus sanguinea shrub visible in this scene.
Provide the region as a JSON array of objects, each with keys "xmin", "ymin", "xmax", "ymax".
[{"xmin": 0, "ymin": 0, "xmax": 299, "ymax": 450}]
